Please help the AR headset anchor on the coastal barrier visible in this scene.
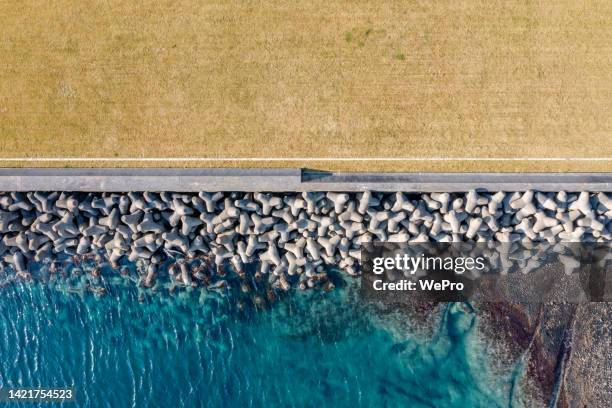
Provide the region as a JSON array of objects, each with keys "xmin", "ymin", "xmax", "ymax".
[{"xmin": 0, "ymin": 190, "xmax": 609, "ymax": 296}]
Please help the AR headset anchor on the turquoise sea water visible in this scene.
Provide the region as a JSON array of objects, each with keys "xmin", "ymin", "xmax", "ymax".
[{"xmin": 0, "ymin": 275, "xmax": 524, "ymax": 408}]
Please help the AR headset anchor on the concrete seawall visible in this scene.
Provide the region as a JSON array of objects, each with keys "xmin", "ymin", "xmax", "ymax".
[{"xmin": 0, "ymin": 169, "xmax": 609, "ymax": 192}]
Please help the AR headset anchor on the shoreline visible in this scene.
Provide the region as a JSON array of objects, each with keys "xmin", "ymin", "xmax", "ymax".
[{"xmin": 0, "ymin": 189, "xmax": 610, "ymax": 407}]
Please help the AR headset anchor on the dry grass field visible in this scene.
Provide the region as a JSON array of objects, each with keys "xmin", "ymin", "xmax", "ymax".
[{"xmin": 0, "ymin": 1, "xmax": 611, "ymax": 172}]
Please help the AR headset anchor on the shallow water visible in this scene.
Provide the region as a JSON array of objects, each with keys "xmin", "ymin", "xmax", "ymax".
[{"xmin": 0, "ymin": 277, "xmax": 526, "ymax": 408}]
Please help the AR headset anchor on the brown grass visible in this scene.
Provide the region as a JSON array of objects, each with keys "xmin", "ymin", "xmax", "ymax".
[{"xmin": 0, "ymin": 1, "xmax": 611, "ymax": 172}]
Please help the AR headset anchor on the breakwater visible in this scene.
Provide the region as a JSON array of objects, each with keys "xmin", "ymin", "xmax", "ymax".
[
  {"xmin": 0, "ymin": 191, "xmax": 610, "ymax": 293},
  {"xmin": 0, "ymin": 189, "xmax": 610, "ymax": 407}
]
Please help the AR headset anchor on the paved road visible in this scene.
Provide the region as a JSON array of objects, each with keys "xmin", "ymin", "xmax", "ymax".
[{"xmin": 0, "ymin": 169, "xmax": 608, "ymax": 192}]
